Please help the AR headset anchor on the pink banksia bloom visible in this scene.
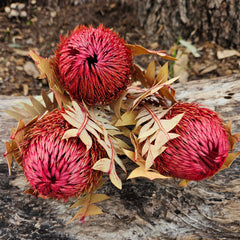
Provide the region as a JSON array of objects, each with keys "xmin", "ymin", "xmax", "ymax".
[
  {"xmin": 54, "ymin": 24, "xmax": 133, "ymax": 106},
  {"xmin": 21, "ymin": 110, "xmax": 103, "ymax": 200},
  {"xmin": 153, "ymin": 102, "xmax": 229, "ymax": 181}
]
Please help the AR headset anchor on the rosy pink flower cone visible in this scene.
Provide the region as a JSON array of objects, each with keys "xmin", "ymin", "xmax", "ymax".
[
  {"xmin": 54, "ymin": 24, "xmax": 132, "ymax": 106},
  {"xmin": 22, "ymin": 110, "xmax": 103, "ymax": 200},
  {"xmin": 153, "ymin": 102, "xmax": 229, "ymax": 181}
]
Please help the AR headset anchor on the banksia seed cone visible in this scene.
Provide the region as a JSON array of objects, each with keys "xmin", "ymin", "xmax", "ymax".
[
  {"xmin": 54, "ymin": 24, "xmax": 132, "ymax": 106},
  {"xmin": 153, "ymin": 102, "xmax": 229, "ymax": 181},
  {"xmin": 21, "ymin": 110, "xmax": 103, "ymax": 200}
]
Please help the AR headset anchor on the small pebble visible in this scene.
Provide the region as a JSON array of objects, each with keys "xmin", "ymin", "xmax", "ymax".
[
  {"xmin": 20, "ymin": 11, "xmax": 27, "ymax": 18},
  {"xmin": 4, "ymin": 6, "xmax": 11, "ymax": 14},
  {"xmin": 9, "ymin": 9, "xmax": 19, "ymax": 18}
]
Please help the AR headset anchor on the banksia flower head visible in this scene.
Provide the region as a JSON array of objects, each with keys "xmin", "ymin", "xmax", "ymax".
[
  {"xmin": 54, "ymin": 24, "xmax": 133, "ymax": 106},
  {"xmin": 21, "ymin": 110, "xmax": 103, "ymax": 200},
  {"xmin": 153, "ymin": 102, "xmax": 229, "ymax": 181}
]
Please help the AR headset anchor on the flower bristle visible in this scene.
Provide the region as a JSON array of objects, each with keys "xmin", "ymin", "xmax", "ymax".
[
  {"xmin": 22, "ymin": 110, "xmax": 103, "ymax": 200},
  {"xmin": 153, "ymin": 102, "xmax": 229, "ymax": 181},
  {"xmin": 54, "ymin": 24, "xmax": 133, "ymax": 106}
]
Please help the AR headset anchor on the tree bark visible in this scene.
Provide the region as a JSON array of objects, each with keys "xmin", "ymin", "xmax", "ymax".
[{"xmin": 137, "ymin": 0, "xmax": 240, "ymax": 49}]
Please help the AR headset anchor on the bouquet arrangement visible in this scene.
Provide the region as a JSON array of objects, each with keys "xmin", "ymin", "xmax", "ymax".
[{"xmin": 4, "ymin": 24, "xmax": 240, "ymax": 223}]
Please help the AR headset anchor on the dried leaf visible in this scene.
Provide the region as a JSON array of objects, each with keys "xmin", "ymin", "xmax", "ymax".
[
  {"xmin": 126, "ymin": 44, "xmax": 177, "ymax": 60},
  {"xmin": 178, "ymin": 179, "xmax": 190, "ymax": 187},
  {"xmin": 154, "ymin": 132, "xmax": 179, "ymax": 148},
  {"xmin": 122, "ymin": 148, "xmax": 135, "ymax": 162},
  {"xmin": 29, "ymin": 96, "xmax": 46, "ymax": 115},
  {"xmin": 4, "ymin": 141, "xmax": 13, "ymax": 175},
  {"xmin": 132, "ymin": 64, "xmax": 148, "ymax": 87},
  {"xmin": 115, "ymin": 111, "xmax": 138, "ymax": 127},
  {"xmin": 3, "ymin": 109, "xmax": 25, "ymax": 121},
  {"xmin": 145, "ymin": 145, "xmax": 166, "ymax": 169},
  {"xmin": 21, "ymin": 102, "xmax": 39, "ymax": 117},
  {"xmin": 109, "ymin": 167, "xmax": 122, "ymax": 189},
  {"xmin": 41, "ymin": 89, "xmax": 58, "ymax": 111},
  {"xmin": 67, "ymin": 204, "xmax": 103, "ymax": 224},
  {"xmin": 219, "ymin": 152, "xmax": 240, "ymax": 171},
  {"xmin": 29, "ymin": 50, "xmax": 70, "ymax": 107},
  {"xmin": 62, "ymin": 129, "xmax": 78, "ymax": 139},
  {"xmin": 70, "ymin": 193, "xmax": 110, "ymax": 208},
  {"xmin": 113, "ymin": 153, "xmax": 127, "ymax": 173},
  {"xmin": 179, "ymin": 39, "xmax": 200, "ymax": 57},
  {"xmin": 159, "ymin": 113, "xmax": 184, "ymax": 132},
  {"xmin": 127, "ymin": 165, "xmax": 168, "ymax": 180},
  {"xmin": 145, "ymin": 60, "xmax": 155, "ymax": 86},
  {"xmin": 62, "ymin": 102, "xmax": 103, "ymax": 150},
  {"xmin": 156, "ymin": 62, "xmax": 168, "ymax": 84},
  {"xmin": 131, "ymin": 77, "xmax": 179, "ymax": 110},
  {"xmin": 92, "ymin": 158, "xmax": 111, "ymax": 173},
  {"xmin": 217, "ymin": 49, "xmax": 240, "ymax": 59},
  {"xmin": 4, "ymin": 89, "xmax": 57, "ymax": 122},
  {"xmin": 110, "ymin": 90, "xmax": 128, "ymax": 118},
  {"xmin": 224, "ymin": 121, "xmax": 240, "ymax": 150}
]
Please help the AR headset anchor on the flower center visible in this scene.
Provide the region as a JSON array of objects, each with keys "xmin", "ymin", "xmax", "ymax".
[
  {"xmin": 87, "ymin": 53, "xmax": 98, "ymax": 70},
  {"xmin": 50, "ymin": 175, "xmax": 56, "ymax": 184}
]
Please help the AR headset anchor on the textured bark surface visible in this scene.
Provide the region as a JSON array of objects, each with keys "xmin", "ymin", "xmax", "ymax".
[
  {"xmin": 137, "ymin": 0, "xmax": 240, "ymax": 49},
  {"xmin": 0, "ymin": 74, "xmax": 240, "ymax": 239}
]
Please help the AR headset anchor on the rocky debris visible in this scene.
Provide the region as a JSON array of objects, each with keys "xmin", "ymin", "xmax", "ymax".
[{"xmin": 5, "ymin": 2, "xmax": 27, "ymax": 19}]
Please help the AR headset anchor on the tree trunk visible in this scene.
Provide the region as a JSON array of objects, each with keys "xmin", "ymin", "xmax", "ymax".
[{"xmin": 137, "ymin": 0, "xmax": 240, "ymax": 49}]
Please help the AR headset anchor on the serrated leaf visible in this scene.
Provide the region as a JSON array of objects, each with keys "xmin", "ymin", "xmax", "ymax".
[
  {"xmin": 41, "ymin": 89, "xmax": 52, "ymax": 108},
  {"xmin": 92, "ymin": 158, "xmax": 111, "ymax": 173},
  {"xmin": 67, "ymin": 204, "xmax": 103, "ymax": 224},
  {"xmin": 70, "ymin": 193, "xmax": 110, "ymax": 208},
  {"xmin": 3, "ymin": 109, "xmax": 26, "ymax": 121},
  {"xmin": 126, "ymin": 44, "xmax": 177, "ymax": 60},
  {"xmin": 29, "ymin": 96, "xmax": 46, "ymax": 115},
  {"xmin": 135, "ymin": 108, "xmax": 149, "ymax": 120},
  {"xmin": 115, "ymin": 111, "xmax": 138, "ymax": 127},
  {"xmin": 135, "ymin": 114, "xmax": 152, "ymax": 128},
  {"xmin": 29, "ymin": 50, "xmax": 70, "ymax": 107},
  {"xmin": 131, "ymin": 77, "xmax": 179, "ymax": 110},
  {"xmin": 62, "ymin": 102, "xmax": 103, "ymax": 151},
  {"xmin": 97, "ymin": 139, "xmax": 111, "ymax": 157},
  {"xmin": 21, "ymin": 102, "xmax": 39, "ymax": 117},
  {"xmin": 4, "ymin": 89, "xmax": 57, "ymax": 122},
  {"xmin": 145, "ymin": 145, "xmax": 166, "ymax": 169},
  {"xmin": 154, "ymin": 132, "xmax": 179, "ymax": 148},
  {"xmin": 160, "ymin": 113, "xmax": 184, "ymax": 132}
]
